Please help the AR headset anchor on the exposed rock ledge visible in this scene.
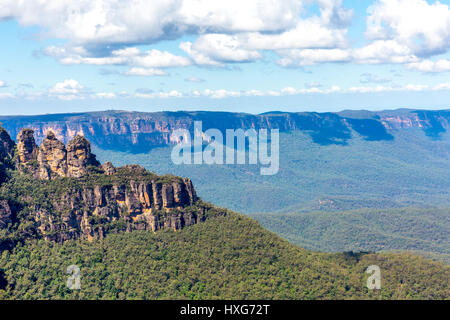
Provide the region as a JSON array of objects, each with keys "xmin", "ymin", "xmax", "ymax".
[{"xmin": 0, "ymin": 127, "xmax": 212, "ymax": 242}]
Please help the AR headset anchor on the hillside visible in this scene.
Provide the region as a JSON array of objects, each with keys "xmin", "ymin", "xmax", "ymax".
[
  {"xmin": 0, "ymin": 125, "xmax": 448, "ymax": 300},
  {"xmin": 251, "ymin": 207, "xmax": 450, "ymax": 264},
  {"xmin": 1, "ymin": 212, "xmax": 449, "ymax": 300}
]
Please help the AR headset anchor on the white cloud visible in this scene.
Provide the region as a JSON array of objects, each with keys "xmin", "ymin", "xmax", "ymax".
[
  {"xmin": 192, "ymin": 83, "xmax": 449, "ymax": 98},
  {"xmin": 264, "ymin": 0, "xmax": 450, "ymax": 71},
  {"xmin": 0, "ymin": 80, "xmax": 5, "ymax": 87},
  {"xmin": 4, "ymin": 0, "xmax": 450, "ymax": 79},
  {"xmin": 46, "ymin": 46, "xmax": 191, "ymax": 75},
  {"xmin": 433, "ymin": 83, "xmax": 450, "ymax": 90},
  {"xmin": 178, "ymin": 0, "xmax": 352, "ymax": 65},
  {"xmin": 185, "ymin": 77, "xmax": 205, "ymax": 83},
  {"xmin": 352, "ymin": 40, "xmax": 418, "ymax": 64},
  {"xmin": 277, "ymin": 48, "xmax": 350, "ymax": 66},
  {"xmin": 177, "ymin": 0, "xmax": 304, "ymax": 33},
  {"xmin": 5, "ymin": 82, "xmax": 450, "ymax": 102},
  {"xmin": 347, "ymin": 84, "xmax": 429, "ymax": 93},
  {"xmin": 180, "ymin": 34, "xmax": 262, "ymax": 65},
  {"xmin": 17, "ymin": 0, "xmax": 353, "ymax": 69},
  {"xmin": 205, "ymin": 89, "xmax": 242, "ymax": 99},
  {"xmin": 366, "ymin": 0, "xmax": 450, "ymax": 57},
  {"xmin": 134, "ymin": 90, "xmax": 183, "ymax": 99},
  {"xmin": 131, "ymin": 49, "xmax": 191, "ymax": 68},
  {"xmin": 242, "ymin": 17, "xmax": 349, "ymax": 51},
  {"xmin": 179, "ymin": 42, "xmax": 223, "ymax": 66},
  {"xmin": 49, "ymin": 79, "xmax": 83, "ymax": 94},
  {"xmin": 407, "ymin": 59, "xmax": 450, "ymax": 73},
  {"xmin": 281, "ymin": 87, "xmax": 298, "ymax": 95},
  {"xmin": 48, "ymin": 79, "xmax": 87, "ymax": 100},
  {"xmin": 274, "ymin": 39, "xmax": 424, "ymax": 68},
  {"xmin": 0, "ymin": 93, "xmax": 14, "ymax": 99},
  {"xmin": 0, "ymin": 0, "xmax": 306, "ymax": 45},
  {"xmin": 46, "ymin": 79, "xmax": 119, "ymax": 100},
  {"xmin": 92, "ymin": 92, "xmax": 116, "ymax": 99},
  {"xmin": 125, "ymin": 68, "xmax": 168, "ymax": 76}
]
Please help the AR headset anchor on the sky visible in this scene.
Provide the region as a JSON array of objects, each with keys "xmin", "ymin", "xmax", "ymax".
[{"xmin": 0, "ymin": 0, "xmax": 450, "ymax": 115}]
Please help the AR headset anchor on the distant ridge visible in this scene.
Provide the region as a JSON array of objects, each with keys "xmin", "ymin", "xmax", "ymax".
[{"xmin": 0, "ymin": 108, "xmax": 448, "ymax": 153}]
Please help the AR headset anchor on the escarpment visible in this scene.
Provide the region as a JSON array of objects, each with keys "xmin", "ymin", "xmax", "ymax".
[
  {"xmin": 0, "ymin": 109, "xmax": 448, "ymax": 152},
  {"xmin": 0, "ymin": 127, "xmax": 214, "ymax": 243},
  {"xmin": 32, "ymin": 171, "xmax": 200, "ymax": 242}
]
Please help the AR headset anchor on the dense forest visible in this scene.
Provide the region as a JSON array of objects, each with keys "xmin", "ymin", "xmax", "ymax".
[
  {"xmin": 0, "ymin": 212, "xmax": 449, "ymax": 300},
  {"xmin": 252, "ymin": 207, "xmax": 450, "ymax": 264}
]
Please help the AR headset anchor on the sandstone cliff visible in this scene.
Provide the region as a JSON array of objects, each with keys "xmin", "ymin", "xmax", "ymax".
[
  {"xmin": 0, "ymin": 127, "xmax": 15, "ymax": 160},
  {"xmin": 0, "ymin": 126, "xmax": 209, "ymax": 242},
  {"xmin": 16, "ymin": 129, "xmax": 38, "ymax": 164},
  {"xmin": 0, "ymin": 109, "xmax": 448, "ymax": 152},
  {"xmin": 32, "ymin": 168, "xmax": 200, "ymax": 242}
]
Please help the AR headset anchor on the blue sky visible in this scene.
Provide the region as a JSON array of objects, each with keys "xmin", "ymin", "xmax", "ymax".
[{"xmin": 0, "ymin": 0, "xmax": 450, "ymax": 115}]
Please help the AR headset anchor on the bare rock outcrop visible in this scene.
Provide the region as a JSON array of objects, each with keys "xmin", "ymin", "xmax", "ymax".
[
  {"xmin": 67, "ymin": 135, "xmax": 100, "ymax": 178},
  {"xmin": 15, "ymin": 129, "xmax": 102, "ymax": 179},
  {"xmin": 38, "ymin": 131, "xmax": 68, "ymax": 179},
  {"xmin": 33, "ymin": 177, "xmax": 200, "ymax": 241},
  {"xmin": 0, "ymin": 127, "xmax": 15, "ymax": 160},
  {"xmin": 0, "ymin": 126, "xmax": 208, "ymax": 242},
  {"xmin": 16, "ymin": 129, "xmax": 38, "ymax": 164},
  {"xmin": 101, "ymin": 161, "xmax": 116, "ymax": 175}
]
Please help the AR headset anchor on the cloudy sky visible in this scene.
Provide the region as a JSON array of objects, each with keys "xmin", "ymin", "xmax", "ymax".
[{"xmin": 1, "ymin": 0, "xmax": 450, "ymax": 115}]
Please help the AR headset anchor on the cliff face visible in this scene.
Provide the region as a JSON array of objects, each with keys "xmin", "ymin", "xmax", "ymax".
[
  {"xmin": 16, "ymin": 129, "xmax": 38, "ymax": 164},
  {"xmin": 0, "ymin": 109, "xmax": 448, "ymax": 152},
  {"xmin": 0, "ymin": 128, "xmax": 15, "ymax": 160},
  {"xmin": 0, "ymin": 127, "xmax": 206, "ymax": 242},
  {"xmin": 33, "ymin": 172, "xmax": 199, "ymax": 242}
]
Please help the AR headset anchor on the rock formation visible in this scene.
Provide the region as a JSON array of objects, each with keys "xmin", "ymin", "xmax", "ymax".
[
  {"xmin": 0, "ymin": 127, "xmax": 15, "ymax": 160},
  {"xmin": 101, "ymin": 161, "xmax": 116, "ymax": 175},
  {"xmin": 38, "ymin": 131, "xmax": 68, "ymax": 179},
  {"xmin": 13, "ymin": 129, "xmax": 101, "ymax": 179},
  {"xmin": 16, "ymin": 129, "xmax": 38, "ymax": 164},
  {"xmin": 33, "ymin": 174, "xmax": 200, "ymax": 241},
  {"xmin": 0, "ymin": 126, "xmax": 206, "ymax": 242},
  {"xmin": 66, "ymin": 135, "xmax": 100, "ymax": 178}
]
